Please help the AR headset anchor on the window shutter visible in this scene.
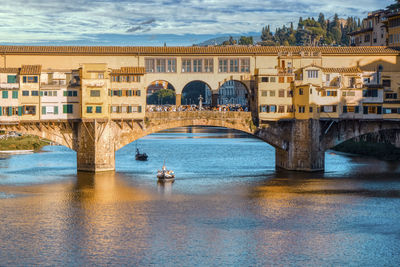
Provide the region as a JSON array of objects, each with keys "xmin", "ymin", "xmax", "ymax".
[
  {"xmin": 355, "ymin": 106, "xmax": 360, "ymax": 113},
  {"xmin": 8, "ymin": 107, "xmax": 12, "ymax": 116},
  {"xmin": 63, "ymin": 105, "xmax": 67, "ymax": 113},
  {"xmin": 0, "ymin": 107, "xmax": 2, "ymax": 116},
  {"xmin": 363, "ymin": 106, "xmax": 368, "ymax": 114},
  {"xmin": 2, "ymin": 91, "xmax": 8, "ymax": 99},
  {"xmin": 34, "ymin": 76, "xmax": 38, "ymax": 83},
  {"xmin": 54, "ymin": 106, "xmax": 58, "ymax": 115},
  {"xmin": 138, "ymin": 106, "xmax": 142, "ymax": 113},
  {"xmin": 128, "ymin": 106, "xmax": 132, "ymax": 113},
  {"xmin": 18, "ymin": 106, "xmax": 22, "ymax": 116},
  {"xmin": 12, "ymin": 91, "xmax": 18, "ymax": 99},
  {"xmin": 63, "ymin": 91, "xmax": 67, "ymax": 97},
  {"xmin": 23, "ymin": 76, "xmax": 26, "ymax": 83},
  {"xmin": 40, "ymin": 91, "xmax": 44, "ymax": 96},
  {"xmin": 119, "ymin": 90, "xmax": 122, "ymax": 96},
  {"xmin": 377, "ymin": 106, "xmax": 382, "ymax": 114},
  {"xmin": 136, "ymin": 90, "xmax": 141, "ymax": 96},
  {"xmin": 42, "ymin": 106, "xmax": 46, "ymax": 114},
  {"xmin": 343, "ymin": 106, "xmax": 347, "ymax": 113}
]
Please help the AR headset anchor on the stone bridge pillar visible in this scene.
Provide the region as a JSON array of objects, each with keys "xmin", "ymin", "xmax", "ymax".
[
  {"xmin": 76, "ymin": 120, "xmax": 115, "ymax": 172},
  {"xmin": 176, "ymin": 94, "xmax": 181, "ymax": 106},
  {"xmin": 211, "ymin": 90, "xmax": 219, "ymax": 107},
  {"xmin": 275, "ymin": 119, "xmax": 324, "ymax": 172}
]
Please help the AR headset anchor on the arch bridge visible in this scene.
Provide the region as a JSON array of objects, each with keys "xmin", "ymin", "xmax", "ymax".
[{"xmin": 1, "ymin": 113, "xmax": 400, "ymax": 172}]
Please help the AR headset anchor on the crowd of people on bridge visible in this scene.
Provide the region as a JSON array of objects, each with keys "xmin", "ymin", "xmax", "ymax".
[{"xmin": 146, "ymin": 104, "xmax": 249, "ymax": 112}]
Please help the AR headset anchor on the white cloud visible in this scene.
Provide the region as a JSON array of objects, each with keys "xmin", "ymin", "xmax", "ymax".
[{"xmin": 0, "ymin": 0, "xmax": 393, "ymax": 43}]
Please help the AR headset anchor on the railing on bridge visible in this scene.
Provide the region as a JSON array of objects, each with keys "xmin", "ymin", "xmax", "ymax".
[{"xmin": 145, "ymin": 111, "xmax": 252, "ymax": 121}]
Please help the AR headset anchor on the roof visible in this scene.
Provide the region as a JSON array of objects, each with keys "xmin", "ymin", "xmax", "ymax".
[
  {"xmin": 322, "ymin": 67, "xmax": 362, "ymax": 73},
  {"xmin": 348, "ymin": 27, "xmax": 373, "ymax": 36},
  {"xmin": 20, "ymin": 65, "xmax": 41, "ymax": 75},
  {"xmin": 0, "ymin": 68, "xmax": 19, "ymax": 73},
  {"xmin": 111, "ymin": 67, "xmax": 146, "ymax": 75},
  {"xmin": 0, "ymin": 46, "xmax": 398, "ymax": 56}
]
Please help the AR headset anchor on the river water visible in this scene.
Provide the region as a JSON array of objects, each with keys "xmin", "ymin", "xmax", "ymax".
[{"xmin": 0, "ymin": 126, "xmax": 400, "ymax": 266}]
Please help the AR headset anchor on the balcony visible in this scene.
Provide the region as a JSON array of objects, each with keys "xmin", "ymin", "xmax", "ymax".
[
  {"xmin": 0, "ymin": 83, "xmax": 19, "ymax": 89},
  {"xmin": 41, "ymin": 81, "xmax": 67, "ymax": 89}
]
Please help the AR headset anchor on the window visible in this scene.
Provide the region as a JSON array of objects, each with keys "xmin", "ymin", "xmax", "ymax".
[
  {"xmin": 298, "ymin": 106, "xmax": 305, "ymax": 113},
  {"xmin": 23, "ymin": 76, "xmax": 38, "ymax": 83},
  {"xmin": 63, "ymin": 91, "xmax": 78, "ymax": 97},
  {"xmin": 279, "ymin": 77, "xmax": 285, "ymax": 83},
  {"xmin": 90, "ymin": 90, "xmax": 101, "ymax": 97},
  {"xmin": 145, "ymin": 59, "xmax": 155, "ymax": 73},
  {"xmin": 182, "ymin": 59, "xmax": 192, "ymax": 73},
  {"xmin": 321, "ymin": 105, "xmax": 337, "ymax": 113},
  {"xmin": 24, "ymin": 105, "xmax": 36, "ymax": 115},
  {"xmin": 31, "ymin": 91, "xmax": 39, "ymax": 96},
  {"xmin": 326, "ymin": 74, "xmax": 330, "ymax": 82},
  {"xmin": 261, "ymin": 77, "xmax": 268, "ymax": 83},
  {"xmin": 278, "ymin": 105, "xmax": 285, "ymax": 113},
  {"xmin": 98, "ymin": 73, "xmax": 104, "ymax": 79},
  {"xmin": 278, "ymin": 90, "xmax": 285, "ymax": 97},
  {"xmin": 96, "ymin": 106, "xmax": 102, "ymax": 113},
  {"xmin": 204, "ymin": 59, "xmax": 213, "ymax": 73},
  {"xmin": 229, "ymin": 59, "xmax": 239, "ymax": 72},
  {"xmin": 240, "ymin": 58, "xmax": 250, "ymax": 73},
  {"xmin": 261, "ymin": 91, "xmax": 268, "ymax": 97},
  {"xmin": 193, "ymin": 59, "xmax": 202, "ymax": 72},
  {"xmin": 382, "ymin": 79, "xmax": 391, "ymax": 87},
  {"xmin": 136, "ymin": 90, "xmax": 141, "ymax": 96},
  {"xmin": 364, "ymin": 34, "xmax": 370, "ymax": 43},
  {"xmin": 384, "ymin": 108, "xmax": 400, "ymax": 114},
  {"xmin": 219, "ymin": 59, "xmax": 228, "ymax": 73},
  {"xmin": 287, "ymin": 77, "xmax": 293, "ymax": 83},
  {"xmin": 287, "ymin": 105, "xmax": 294, "ymax": 113},
  {"xmin": 287, "ymin": 90, "xmax": 293, "ymax": 97},
  {"xmin": 2, "ymin": 91, "xmax": 8, "ymax": 99},
  {"xmin": 87, "ymin": 106, "xmax": 93, "ymax": 113},
  {"xmin": 309, "ymin": 107, "xmax": 313, "ymax": 113},
  {"xmin": 385, "ymin": 93, "xmax": 397, "ymax": 99},
  {"xmin": 12, "ymin": 91, "xmax": 18, "ymax": 99},
  {"xmin": 363, "ymin": 89, "xmax": 378, "ymax": 97},
  {"xmin": 63, "ymin": 104, "xmax": 73, "ymax": 114},
  {"xmin": 270, "ymin": 105, "xmax": 276, "ymax": 112},
  {"xmin": 167, "ymin": 59, "xmax": 176, "ymax": 73},
  {"xmin": 269, "ymin": 90, "xmax": 275, "ymax": 97},
  {"xmin": 343, "ymin": 106, "xmax": 348, "ymax": 113},
  {"xmin": 299, "ymin": 88, "xmax": 304, "ymax": 95},
  {"xmin": 7, "ymin": 75, "xmax": 16, "ymax": 83},
  {"xmin": 22, "ymin": 91, "xmax": 29, "ymax": 96},
  {"xmin": 156, "ymin": 59, "xmax": 166, "ymax": 72},
  {"xmin": 307, "ymin": 70, "xmax": 319, "ymax": 78}
]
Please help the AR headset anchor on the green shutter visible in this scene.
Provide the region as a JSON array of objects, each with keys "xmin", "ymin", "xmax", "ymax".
[
  {"xmin": 119, "ymin": 90, "xmax": 122, "ymax": 96},
  {"xmin": 54, "ymin": 106, "xmax": 58, "ymax": 115},
  {"xmin": 0, "ymin": 107, "xmax": 2, "ymax": 116},
  {"xmin": 128, "ymin": 106, "xmax": 132, "ymax": 113},
  {"xmin": 63, "ymin": 91, "xmax": 67, "ymax": 97},
  {"xmin": 138, "ymin": 106, "xmax": 142, "ymax": 113},
  {"xmin": 73, "ymin": 91, "xmax": 77, "ymax": 97},
  {"xmin": 23, "ymin": 76, "xmax": 26, "ymax": 83},
  {"xmin": 8, "ymin": 107, "xmax": 12, "ymax": 116},
  {"xmin": 40, "ymin": 91, "xmax": 44, "ymax": 96},
  {"xmin": 2, "ymin": 91, "xmax": 8, "ymax": 99},
  {"xmin": 18, "ymin": 106, "xmax": 22, "ymax": 116},
  {"xmin": 42, "ymin": 106, "xmax": 46, "ymax": 114},
  {"xmin": 137, "ymin": 90, "xmax": 141, "ymax": 96},
  {"xmin": 63, "ymin": 105, "xmax": 67, "ymax": 113},
  {"xmin": 12, "ymin": 91, "xmax": 18, "ymax": 99},
  {"xmin": 69, "ymin": 105, "xmax": 73, "ymax": 114}
]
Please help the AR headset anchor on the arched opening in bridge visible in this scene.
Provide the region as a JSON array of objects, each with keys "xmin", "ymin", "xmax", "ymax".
[
  {"xmin": 181, "ymin": 81, "xmax": 212, "ymax": 106},
  {"xmin": 217, "ymin": 80, "xmax": 249, "ymax": 109},
  {"xmin": 146, "ymin": 80, "xmax": 176, "ymax": 105}
]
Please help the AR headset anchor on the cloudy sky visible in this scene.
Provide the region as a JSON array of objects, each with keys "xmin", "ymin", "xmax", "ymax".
[{"xmin": 0, "ymin": 0, "xmax": 393, "ymax": 46}]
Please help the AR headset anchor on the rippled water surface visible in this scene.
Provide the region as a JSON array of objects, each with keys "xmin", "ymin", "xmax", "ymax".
[{"xmin": 0, "ymin": 127, "xmax": 400, "ymax": 266}]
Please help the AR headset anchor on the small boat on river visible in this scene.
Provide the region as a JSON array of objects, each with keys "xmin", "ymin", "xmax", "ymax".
[
  {"xmin": 157, "ymin": 161, "xmax": 175, "ymax": 182},
  {"xmin": 135, "ymin": 148, "xmax": 148, "ymax": 161}
]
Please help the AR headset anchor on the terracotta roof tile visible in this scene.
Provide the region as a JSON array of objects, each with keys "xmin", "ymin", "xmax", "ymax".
[
  {"xmin": 322, "ymin": 67, "xmax": 362, "ymax": 73},
  {"xmin": 0, "ymin": 68, "xmax": 19, "ymax": 73},
  {"xmin": 20, "ymin": 65, "xmax": 41, "ymax": 75},
  {"xmin": 0, "ymin": 46, "xmax": 398, "ymax": 55},
  {"xmin": 111, "ymin": 67, "xmax": 146, "ymax": 74}
]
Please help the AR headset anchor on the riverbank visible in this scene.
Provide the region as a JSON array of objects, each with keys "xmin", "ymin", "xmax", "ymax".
[
  {"xmin": 0, "ymin": 135, "xmax": 49, "ymax": 152},
  {"xmin": 333, "ymin": 140, "xmax": 400, "ymax": 160}
]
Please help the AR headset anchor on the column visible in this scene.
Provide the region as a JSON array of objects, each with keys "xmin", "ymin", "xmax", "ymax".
[
  {"xmin": 211, "ymin": 90, "xmax": 219, "ymax": 107},
  {"xmin": 275, "ymin": 119, "xmax": 325, "ymax": 172},
  {"xmin": 175, "ymin": 93, "xmax": 181, "ymax": 106},
  {"xmin": 76, "ymin": 120, "xmax": 115, "ymax": 172}
]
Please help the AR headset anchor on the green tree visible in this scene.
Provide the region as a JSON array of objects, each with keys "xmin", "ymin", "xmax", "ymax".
[
  {"xmin": 147, "ymin": 89, "xmax": 175, "ymax": 105},
  {"xmin": 238, "ymin": 36, "xmax": 253, "ymax": 45}
]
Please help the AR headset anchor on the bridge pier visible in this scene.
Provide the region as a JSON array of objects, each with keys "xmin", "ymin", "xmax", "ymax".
[
  {"xmin": 176, "ymin": 94, "xmax": 181, "ymax": 106},
  {"xmin": 275, "ymin": 119, "xmax": 324, "ymax": 172},
  {"xmin": 76, "ymin": 120, "xmax": 115, "ymax": 172}
]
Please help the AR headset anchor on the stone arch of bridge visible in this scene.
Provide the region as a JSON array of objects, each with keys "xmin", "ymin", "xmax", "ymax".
[
  {"xmin": 113, "ymin": 114, "xmax": 287, "ymax": 152},
  {"xmin": 217, "ymin": 79, "xmax": 250, "ymax": 107},
  {"xmin": 217, "ymin": 79, "xmax": 251, "ymax": 95},
  {"xmin": 0, "ymin": 123, "xmax": 75, "ymax": 150},
  {"xmin": 321, "ymin": 120, "xmax": 400, "ymax": 151}
]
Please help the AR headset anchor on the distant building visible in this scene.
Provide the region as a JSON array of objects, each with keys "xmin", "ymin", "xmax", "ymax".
[
  {"xmin": 386, "ymin": 11, "xmax": 400, "ymax": 47},
  {"xmin": 349, "ymin": 10, "xmax": 387, "ymax": 46},
  {"xmin": 218, "ymin": 80, "xmax": 248, "ymax": 106}
]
